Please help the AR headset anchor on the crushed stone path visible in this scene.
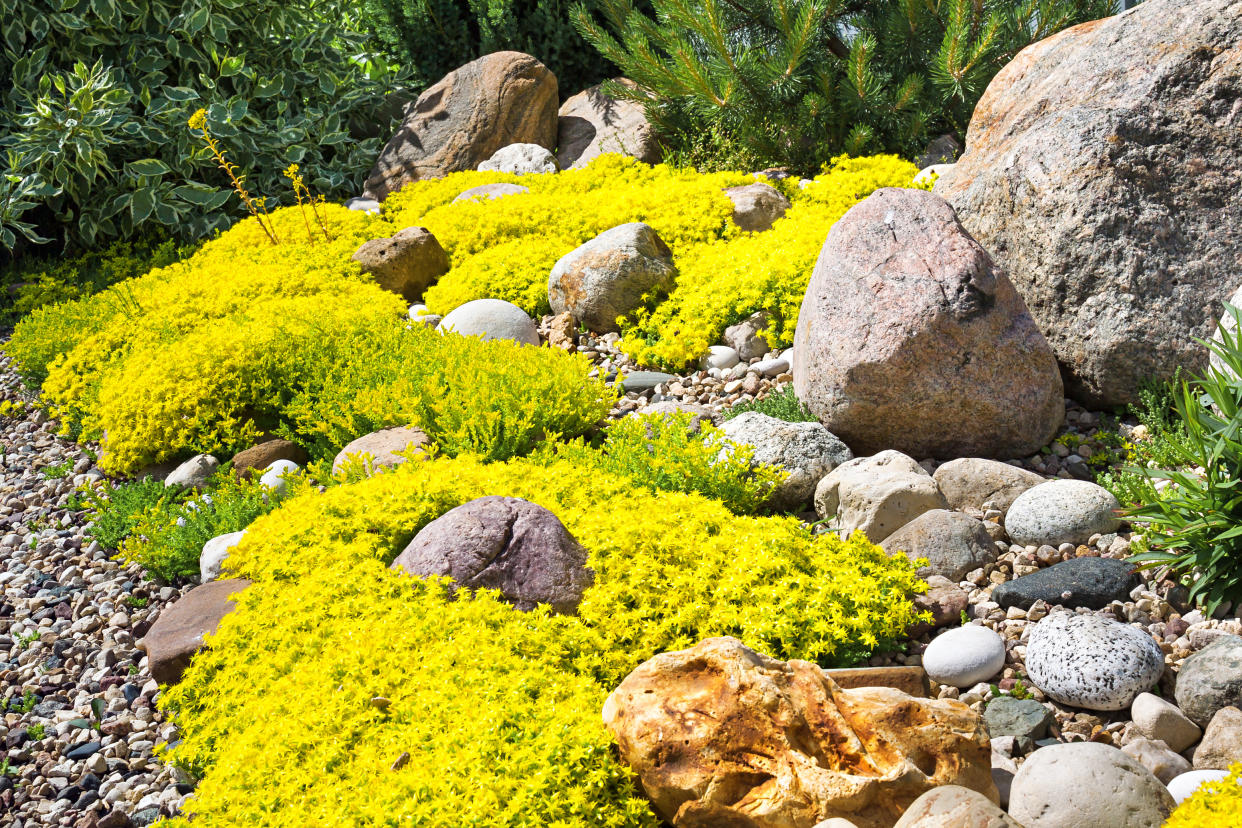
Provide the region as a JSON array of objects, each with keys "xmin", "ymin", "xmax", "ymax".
[{"xmin": 1, "ymin": 349, "xmax": 191, "ymax": 828}]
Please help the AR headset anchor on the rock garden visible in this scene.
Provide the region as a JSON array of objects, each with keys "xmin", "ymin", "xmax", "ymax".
[{"xmin": 2, "ymin": 0, "xmax": 1242, "ymax": 826}]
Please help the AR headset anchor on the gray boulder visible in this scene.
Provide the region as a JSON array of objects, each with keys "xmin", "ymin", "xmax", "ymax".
[
  {"xmin": 792, "ymin": 187, "xmax": 1063, "ymax": 458},
  {"xmin": 1007, "ymin": 742, "xmax": 1175, "ymax": 828},
  {"xmin": 724, "ymin": 311, "xmax": 773, "ymax": 361},
  {"xmin": 1026, "ymin": 612, "xmax": 1165, "ymax": 711},
  {"xmin": 719, "ymin": 412, "xmax": 853, "ymax": 511},
  {"xmin": 332, "ymin": 425, "xmax": 430, "ymax": 476},
  {"xmin": 477, "ymin": 142, "xmax": 558, "ymax": 175},
  {"xmin": 351, "ymin": 226, "xmax": 450, "ymax": 303},
  {"xmin": 390, "ymin": 496, "xmax": 592, "ymax": 614},
  {"xmin": 438, "ymin": 298, "xmax": 540, "ymax": 345},
  {"xmin": 880, "ymin": 509, "xmax": 997, "ymax": 582},
  {"xmin": 1004, "ymin": 479, "xmax": 1121, "ymax": 547},
  {"xmin": 165, "ymin": 454, "xmax": 218, "ymax": 490},
  {"xmin": 1175, "ymin": 634, "xmax": 1242, "ymax": 728},
  {"xmin": 932, "ymin": 458, "xmax": 1046, "ymax": 514},
  {"xmin": 547, "ymin": 223, "xmax": 677, "ymax": 333},
  {"xmin": 934, "ymin": 0, "xmax": 1242, "ymax": 406},
  {"xmin": 724, "ymin": 182, "xmax": 790, "ymax": 232},
  {"xmin": 815, "ymin": 450, "xmax": 948, "ymax": 543},
  {"xmin": 557, "ymin": 78, "xmax": 660, "ymax": 169},
  {"xmin": 991, "ymin": 557, "xmax": 1140, "ymax": 611},
  {"xmin": 364, "ymin": 51, "xmax": 557, "ymax": 200},
  {"xmin": 452, "ymin": 182, "xmax": 529, "ymax": 203}
]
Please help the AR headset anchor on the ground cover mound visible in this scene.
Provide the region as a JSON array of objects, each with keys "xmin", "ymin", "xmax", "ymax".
[{"xmin": 157, "ymin": 453, "xmax": 927, "ymax": 826}]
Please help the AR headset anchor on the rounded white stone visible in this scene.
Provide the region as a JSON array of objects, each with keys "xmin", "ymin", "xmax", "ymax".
[
  {"xmin": 200, "ymin": 530, "xmax": 246, "ymax": 582},
  {"xmin": 259, "ymin": 459, "xmax": 301, "ymax": 495},
  {"xmin": 1026, "ymin": 612, "xmax": 1164, "ymax": 711},
  {"xmin": 1166, "ymin": 769, "xmax": 1232, "ymax": 804},
  {"xmin": 922, "ymin": 625, "xmax": 1006, "ymax": 688},
  {"xmin": 437, "ymin": 299, "xmax": 539, "ymax": 346},
  {"xmin": 700, "ymin": 345, "xmax": 740, "ymax": 370},
  {"xmin": 1005, "ymin": 479, "xmax": 1121, "ymax": 547}
]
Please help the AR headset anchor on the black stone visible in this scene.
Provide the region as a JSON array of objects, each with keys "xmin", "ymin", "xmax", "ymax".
[
  {"xmin": 121, "ymin": 684, "xmax": 142, "ymax": 705},
  {"xmin": 79, "ymin": 772, "xmax": 100, "ymax": 791},
  {"xmin": 64, "ymin": 741, "xmax": 102, "ymax": 760},
  {"xmin": 992, "ymin": 557, "xmax": 1140, "ymax": 610},
  {"xmin": 57, "ymin": 784, "xmax": 81, "ymax": 801},
  {"xmin": 74, "ymin": 790, "xmax": 101, "ymax": 810},
  {"xmin": 175, "ymin": 783, "xmax": 195, "ymax": 795}
]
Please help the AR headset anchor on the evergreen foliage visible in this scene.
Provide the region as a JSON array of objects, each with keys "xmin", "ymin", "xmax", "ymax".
[
  {"xmin": 573, "ymin": 0, "xmax": 1119, "ymax": 172},
  {"xmin": 357, "ymin": 0, "xmax": 622, "ymax": 95}
]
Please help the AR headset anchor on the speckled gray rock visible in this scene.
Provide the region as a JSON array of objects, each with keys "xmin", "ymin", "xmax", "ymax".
[
  {"xmin": 452, "ymin": 182, "xmax": 529, "ymax": 203},
  {"xmin": 634, "ymin": 401, "xmax": 716, "ymax": 433},
  {"xmin": 815, "ymin": 450, "xmax": 948, "ymax": 543},
  {"xmin": 1175, "ymin": 635, "xmax": 1242, "ymax": 728},
  {"xmin": 199, "ymin": 530, "xmax": 245, "ymax": 583},
  {"xmin": 547, "ymin": 223, "xmax": 677, "ymax": 333},
  {"xmin": 880, "ymin": 509, "xmax": 997, "ymax": 581},
  {"xmin": 477, "ymin": 142, "xmax": 558, "ymax": 174},
  {"xmin": 991, "ymin": 557, "xmax": 1141, "ymax": 611},
  {"xmin": 893, "ymin": 785, "xmax": 1021, "ymax": 828},
  {"xmin": 1122, "ymin": 738, "xmax": 1192, "ymax": 785},
  {"xmin": 1004, "ymin": 480, "xmax": 1121, "ymax": 547},
  {"xmin": 922, "ymin": 625, "xmax": 1007, "ymax": 688},
  {"xmin": 438, "ymin": 298, "xmax": 540, "ymax": 345},
  {"xmin": 1130, "ymin": 692, "xmax": 1202, "ymax": 753},
  {"xmin": 932, "ymin": 458, "xmax": 1045, "ymax": 514},
  {"xmin": 724, "ymin": 182, "xmax": 790, "ymax": 232},
  {"xmin": 720, "ymin": 412, "xmax": 853, "ymax": 510},
  {"xmin": 390, "ymin": 496, "xmax": 592, "ymax": 614},
  {"xmin": 1193, "ymin": 706, "xmax": 1242, "ymax": 770},
  {"xmin": 164, "ymin": 454, "xmax": 218, "ymax": 489},
  {"xmin": 1026, "ymin": 612, "xmax": 1164, "ymax": 711},
  {"xmin": 1008, "ymin": 742, "xmax": 1175, "ymax": 828}
]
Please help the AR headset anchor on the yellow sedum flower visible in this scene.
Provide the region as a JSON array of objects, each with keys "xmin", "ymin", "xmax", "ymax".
[{"xmin": 1164, "ymin": 763, "xmax": 1242, "ymax": 827}]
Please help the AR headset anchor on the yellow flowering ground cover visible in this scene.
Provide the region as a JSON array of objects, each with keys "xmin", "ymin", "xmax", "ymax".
[
  {"xmin": 158, "ymin": 454, "xmax": 927, "ymax": 826},
  {"xmin": 1164, "ymin": 764, "xmax": 1242, "ymax": 827}
]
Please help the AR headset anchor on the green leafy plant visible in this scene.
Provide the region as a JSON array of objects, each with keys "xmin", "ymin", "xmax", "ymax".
[
  {"xmin": 75, "ymin": 478, "xmax": 185, "ymax": 553},
  {"xmin": 40, "ymin": 460, "xmax": 71, "ymax": 479},
  {"xmin": 724, "ymin": 384, "xmax": 818, "ymax": 423},
  {"xmin": 11, "ymin": 690, "xmax": 37, "ymax": 713},
  {"xmin": 1099, "ymin": 372, "xmax": 1191, "ymax": 507},
  {"xmin": 0, "ymin": 0, "xmax": 409, "ymax": 252},
  {"xmin": 125, "ymin": 594, "xmax": 149, "ymax": 609},
  {"xmin": 573, "ymin": 0, "xmax": 1118, "ymax": 172},
  {"xmin": 26, "ymin": 723, "xmax": 46, "ymax": 740},
  {"xmin": 1128, "ymin": 304, "xmax": 1242, "ymax": 615}
]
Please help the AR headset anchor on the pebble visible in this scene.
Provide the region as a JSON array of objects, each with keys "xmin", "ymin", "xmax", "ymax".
[
  {"xmin": 922, "ymin": 625, "xmax": 1006, "ymax": 688},
  {"xmin": 1130, "ymin": 692, "xmax": 1202, "ymax": 753}
]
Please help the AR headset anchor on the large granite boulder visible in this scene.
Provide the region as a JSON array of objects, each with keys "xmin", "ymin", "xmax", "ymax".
[
  {"xmin": 557, "ymin": 78, "xmax": 660, "ymax": 169},
  {"xmin": 390, "ymin": 496, "xmax": 592, "ymax": 614},
  {"xmin": 351, "ymin": 227, "xmax": 451, "ymax": 303},
  {"xmin": 792, "ymin": 188, "xmax": 1062, "ymax": 458},
  {"xmin": 932, "ymin": 458, "xmax": 1045, "ymax": 515},
  {"xmin": 547, "ymin": 222, "xmax": 677, "ymax": 333},
  {"xmin": 603, "ymin": 637, "xmax": 996, "ymax": 828},
  {"xmin": 934, "ymin": 0, "xmax": 1242, "ymax": 406},
  {"xmin": 142, "ymin": 579, "xmax": 250, "ymax": 685},
  {"xmin": 364, "ymin": 51, "xmax": 558, "ymax": 200}
]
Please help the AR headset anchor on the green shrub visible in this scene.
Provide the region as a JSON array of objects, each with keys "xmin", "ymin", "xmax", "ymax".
[
  {"xmin": 724, "ymin": 384, "xmax": 816, "ymax": 423},
  {"xmin": 0, "ymin": 234, "xmax": 197, "ymax": 326},
  {"xmin": 72, "ymin": 478, "xmax": 182, "ymax": 553},
  {"xmin": 574, "ymin": 0, "xmax": 1119, "ymax": 172},
  {"xmin": 281, "ymin": 322, "xmax": 616, "ymax": 464},
  {"xmin": 358, "ymin": 0, "xmax": 621, "ymax": 96},
  {"xmin": 157, "ymin": 453, "xmax": 925, "ymax": 825},
  {"xmin": 0, "ymin": 0, "xmax": 408, "ymax": 252},
  {"xmin": 1128, "ymin": 304, "xmax": 1242, "ymax": 615},
  {"xmin": 545, "ymin": 410, "xmax": 785, "ymax": 513},
  {"xmin": 1099, "ymin": 372, "xmax": 1191, "ymax": 506}
]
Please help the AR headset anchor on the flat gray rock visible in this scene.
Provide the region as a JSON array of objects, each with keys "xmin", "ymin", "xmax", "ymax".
[
  {"xmin": 1026, "ymin": 612, "xmax": 1164, "ymax": 711},
  {"xmin": 991, "ymin": 557, "xmax": 1140, "ymax": 611},
  {"xmin": 880, "ymin": 509, "xmax": 997, "ymax": 582}
]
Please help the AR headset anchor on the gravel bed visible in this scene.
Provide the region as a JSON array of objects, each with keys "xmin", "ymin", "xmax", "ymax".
[{"xmin": 1, "ymin": 350, "xmax": 191, "ymax": 828}]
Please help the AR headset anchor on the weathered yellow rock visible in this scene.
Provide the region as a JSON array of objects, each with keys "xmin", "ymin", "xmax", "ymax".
[{"xmin": 603, "ymin": 637, "xmax": 996, "ymax": 828}]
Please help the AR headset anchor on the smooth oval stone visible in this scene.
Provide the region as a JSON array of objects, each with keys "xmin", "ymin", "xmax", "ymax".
[
  {"xmin": 1008, "ymin": 742, "xmax": 1175, "ymax": 827},
  {"xmin": 922, "ymin": 625, "xmax": 1007, "ymax": 688},
  {"xmin": 1005, "ymin": 479, "xmax": 1121, "ymax": 547},
  {"xmin": 1026, "ymin": 612, "xmax": 1164, "ymax": 711},
  {"xmin": 1166, "ymin": 769, "xmax": 1232, "ymax": 804},
  {"xmin": 620, "ymin": 371, "xmax": 676, "ymax": 394}
]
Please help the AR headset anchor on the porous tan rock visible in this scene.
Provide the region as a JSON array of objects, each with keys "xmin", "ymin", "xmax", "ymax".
[
  {"xmin": 142, "ymin": 579, "xmax": 250, "ymax": 686},
  {"xmin": 792, "ymin": 187, "xmax": 1062, "ymax": 458},
  {"xmin": 814, "ymin": 451, "xmax": 948, "ymax": 543},
  {"xmin": 364, "ymin": 51, "xmax": 557, "ymax": 200},
  {"xmin": 603, "ymin": 637, "xmax": 996, "ymax": 828},
  {"xmin": 331, "ymin": 425, "xmax": 430, "ymax": 476},
  {"xmin": 725, "ymin": 182, "xmax": 791, "ymax": 232},
  {"xmin": 933, "ymin": 0, "xmax": 1242, "ymax": 406},
  {"xmin": 557, "ymin": 78, "xmax": 659, "ymax": 169},
  {"xmin": 1193, "ymin": 706, "xmax": 1242, "ymax": 770},
  {"xmin": 351, "ymin": 227, "xmax": 451, "ymax": 303}
]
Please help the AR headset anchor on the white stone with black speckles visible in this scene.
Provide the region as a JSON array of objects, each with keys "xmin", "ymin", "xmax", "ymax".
[
  {"xmin": 1004, "ymin": 479, "xmax": 1121, "ymax": 547},
  {"xmin": 1026, "ymin": 611, "xmax": 1164, "ymax": 711}
]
